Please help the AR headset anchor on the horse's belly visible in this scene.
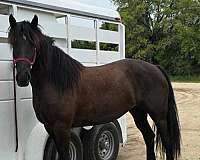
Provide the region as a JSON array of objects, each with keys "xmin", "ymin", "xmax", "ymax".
[
  {"xmin": 73, "ymin": 102, "xmax": 133, "ymax": 127},
  {"xmin": 72, "ymin": 112, "xmax": 125, "ymax": 127}
]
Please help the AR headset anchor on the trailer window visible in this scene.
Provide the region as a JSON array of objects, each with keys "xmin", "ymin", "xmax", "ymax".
[
  {"xmin": 72, "ymin": 40, "xmax": 96, "ymax": 50},
  {"xmin": 100, "ymin": 42, "xmax": 118, "ymax": 52},
  {"xmin": 99, "ymin": 21, "xmax": 118, "ymax": 32},
  {"xmin": 0, "ymin": 38, "xmax": 8, "ymax": 43},
  {"xmin": 0, "ymin": 4, "xmax": 10, "ymax": 15},
  {"xmin": 56, "ymin": 16, "xmax": 66, "ymax": 24}
]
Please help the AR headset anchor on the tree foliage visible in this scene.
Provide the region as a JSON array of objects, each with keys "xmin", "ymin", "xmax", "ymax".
[{"xmin": 111, "ymin": 0, "xmax": 200, "ymax": 75}]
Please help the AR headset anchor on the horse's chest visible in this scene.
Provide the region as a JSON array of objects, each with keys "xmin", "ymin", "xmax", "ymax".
[
  {"xmin": 32, "ymin": 96, "xmax": 46, "ymax": 123},
  {"xmin": 32, "ymin": 93, "xmax": 59, "ymax": 124}
]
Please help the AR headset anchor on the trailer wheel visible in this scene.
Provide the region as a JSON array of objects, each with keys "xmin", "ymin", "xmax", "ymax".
[
  {"xmin": 83, "ymin": 123, "xmax": 119, "ymax": 160},
  {"xmin": 43, "ymin": 131, "xmax": 83, "ymax": 160}
]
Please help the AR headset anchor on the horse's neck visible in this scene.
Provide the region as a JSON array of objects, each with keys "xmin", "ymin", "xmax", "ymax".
[{"xmin": 30, "ymin": 50, "xmax": 49, "ymax": 88}]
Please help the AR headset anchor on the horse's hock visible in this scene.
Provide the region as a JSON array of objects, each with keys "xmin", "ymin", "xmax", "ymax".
[{"xmin": 0, "ymin": 1, "xmax": 126, "ymax": 160}]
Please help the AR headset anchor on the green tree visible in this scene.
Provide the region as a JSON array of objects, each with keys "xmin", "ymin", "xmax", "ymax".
[{"xmin": 111, "ymin": 0, "xmax": 200, "ymax": 75}]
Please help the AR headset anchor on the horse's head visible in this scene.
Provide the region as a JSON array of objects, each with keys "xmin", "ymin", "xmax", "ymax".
[{"xmin": 8, "ymin": 15, "xmax": 40, "ymax": 87}]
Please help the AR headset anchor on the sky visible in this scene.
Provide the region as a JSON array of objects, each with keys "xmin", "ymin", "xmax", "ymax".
[{"xmin": 74, "ymin": 0, "xmax": 116, "ymax": 10}]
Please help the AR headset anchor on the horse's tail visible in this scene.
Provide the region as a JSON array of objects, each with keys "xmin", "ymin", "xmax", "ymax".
[{"xmin": 156, "ymin": 66, "xmax": 181, "ymax": 159}]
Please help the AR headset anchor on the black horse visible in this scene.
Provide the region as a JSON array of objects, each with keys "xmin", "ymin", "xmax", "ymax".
[{"xmin": 8, "ymin": 15, "xmax": 181, "ymax": 160}]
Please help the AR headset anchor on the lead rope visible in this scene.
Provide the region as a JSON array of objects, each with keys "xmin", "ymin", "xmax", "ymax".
[
  {"xmin": 12, "ymin": 48, "xmax": 37, "ymax": 152},
  {"xmin": 13, "ymin": 60, "xmax": 18, "ymax": 152}
]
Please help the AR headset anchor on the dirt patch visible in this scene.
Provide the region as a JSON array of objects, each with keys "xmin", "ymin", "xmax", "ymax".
[{"xmin": 118, "ymin": 83, "xmax": 200, "ymax": 160}]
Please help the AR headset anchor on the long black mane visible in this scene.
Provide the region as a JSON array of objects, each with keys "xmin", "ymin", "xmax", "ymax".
[
  {"xmin": 8, "ymin": 21, "xmax": 84, "ymax": 92},
  {"xmin": 46, "ymin": 39, "xmax": 84, "ymax": 92}
]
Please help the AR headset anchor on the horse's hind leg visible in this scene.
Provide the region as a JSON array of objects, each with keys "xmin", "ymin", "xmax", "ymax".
[{"xmin": 129, "ymin": 108, "xmax": 156, "ymax": 160}]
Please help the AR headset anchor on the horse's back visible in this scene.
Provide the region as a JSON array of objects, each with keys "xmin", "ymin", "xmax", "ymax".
[
  {"xmin": 100, "ymin": 58, "xmax": 169, "ymax": 106},
  {"xmin": 80, "ymin": 58, "xmax": 167, "ymax": 103}
]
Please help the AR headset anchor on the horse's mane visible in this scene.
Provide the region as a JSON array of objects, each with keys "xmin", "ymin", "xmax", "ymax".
[{"xmin": 8, "ymin": 21, "xmax": 84, "ymax": 92}]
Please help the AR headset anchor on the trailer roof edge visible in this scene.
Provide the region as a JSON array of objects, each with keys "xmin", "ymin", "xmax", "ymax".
[{"xmin": 1, "ymin": 0, "xmax": 121, "ymax": 22}]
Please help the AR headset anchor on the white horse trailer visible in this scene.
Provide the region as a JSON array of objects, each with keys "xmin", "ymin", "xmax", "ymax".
[{"xmin": 0, "ymin": 0, "xmax": 127, "ymax": 160}]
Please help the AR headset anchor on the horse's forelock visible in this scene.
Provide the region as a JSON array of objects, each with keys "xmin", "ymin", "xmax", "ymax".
[{"xmin": 8, "ymin": 21, "xmax": 42, "ymax": 49}]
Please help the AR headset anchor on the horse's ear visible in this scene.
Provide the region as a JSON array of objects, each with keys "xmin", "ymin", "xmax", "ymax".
[
  {"xmin": 9, "ymin": 14, "xmax": 16, "ymax": 29},
  {"xmin": 31, "ymin": 15, "xmax": 38, "ymax": 29}
]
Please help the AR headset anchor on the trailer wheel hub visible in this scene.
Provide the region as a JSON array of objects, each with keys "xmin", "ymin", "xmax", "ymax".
[{"xmin": 98, "ymin": 131, "xmax": 114, "ymax": 159}]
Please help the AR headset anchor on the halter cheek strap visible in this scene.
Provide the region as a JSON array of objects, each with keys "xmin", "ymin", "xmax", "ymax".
[{"xmin": 13, "ymin": 48, "xmax": 37, "ymax": 66}]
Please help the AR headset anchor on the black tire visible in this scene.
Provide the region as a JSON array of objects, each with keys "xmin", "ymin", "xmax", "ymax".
[
  {"xmin": 43, "ymin": 131, "xmax": 83, "ymax": 160},
  {"xmin": 83, "ymin": 123, "xmax": 120, "ymax": 160}
]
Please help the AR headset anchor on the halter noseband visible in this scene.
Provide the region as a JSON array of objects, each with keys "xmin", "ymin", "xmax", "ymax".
[{"xmin": 13, "ymin": 48, "xmax": 37, "ymax": 66}]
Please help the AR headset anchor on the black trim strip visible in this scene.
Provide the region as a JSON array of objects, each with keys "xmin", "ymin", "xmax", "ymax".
[{"xmin": 0, "ymin": 99, "xmax": 14, "ymax": 102}]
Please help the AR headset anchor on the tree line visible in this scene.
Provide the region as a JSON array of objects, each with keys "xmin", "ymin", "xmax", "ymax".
[{"xmin": 111, "ymin": 0, "xmax": 200, "ymax": 76}]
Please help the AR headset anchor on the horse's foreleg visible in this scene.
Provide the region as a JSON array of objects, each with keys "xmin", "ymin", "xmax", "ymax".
[
  {"xmin": 53, "ymin": 122, "xmax": 71, "ymax": 160},
  {"xmin": 129, "ymin": 108, "xmax": 156, "ymax": 160}
]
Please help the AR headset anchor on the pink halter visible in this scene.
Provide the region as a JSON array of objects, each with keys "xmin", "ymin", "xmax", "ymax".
[{"xmin": 13, "ymin": 48, "xmax": 37, "ymax": 66}]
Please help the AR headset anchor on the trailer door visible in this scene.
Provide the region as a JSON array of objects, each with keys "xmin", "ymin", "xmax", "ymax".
[{"xmin": 0, "ymin": 5, "xmax": 16, "ymax": 160}]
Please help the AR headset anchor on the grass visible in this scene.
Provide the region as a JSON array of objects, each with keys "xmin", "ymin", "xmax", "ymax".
[{"xmin": 170, "ymin": 75, "xmax": 200, "ymax": 83}]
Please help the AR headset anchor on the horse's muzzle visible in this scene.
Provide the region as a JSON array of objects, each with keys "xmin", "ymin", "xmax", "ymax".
[{"xmin": 16, "ymin": 71, "xmax": 31, "ymax": 87}]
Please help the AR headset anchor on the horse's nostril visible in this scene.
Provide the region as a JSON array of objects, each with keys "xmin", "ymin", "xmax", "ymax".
[
  {"xmin": 16, "ymin": 74, "xmax": 19, "ymax": 82},
  {"xmin": 27, "ymin": 72, "xmax": 31, "ymax": 81}
]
